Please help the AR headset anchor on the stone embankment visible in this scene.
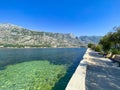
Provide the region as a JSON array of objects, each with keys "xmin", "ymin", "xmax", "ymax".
[
  {"xmin": 66, "ymin": 48, "xmax": 120, "ymax": 90},
  {"xmin": 66, "ymin": 48, "xmax": 90, "ymax": 90},
  {"xmin": 112, "ymin": 55, "xmax": 120, "ymax": 62}
]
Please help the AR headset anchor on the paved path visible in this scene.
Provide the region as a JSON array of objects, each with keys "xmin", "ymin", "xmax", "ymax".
[{"xmin": 86, "ymin": 50, "xmax": 120, "ymax": 90}]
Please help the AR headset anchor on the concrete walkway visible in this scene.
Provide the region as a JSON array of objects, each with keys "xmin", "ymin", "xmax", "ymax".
[
  {"xmin": 86, "ymin": 50, "xmax": 120, "ymax": 90},
  {"xmin": 66, "ymin": 49, "xmax": 89, "ymax": 90}
]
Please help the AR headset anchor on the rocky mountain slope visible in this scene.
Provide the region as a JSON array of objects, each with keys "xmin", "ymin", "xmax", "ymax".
[
  {"xmin": 79, "ymin": 36, "xmax": 102, "ymax": 45},
  {"xmin": 0, "ymin": 23, "xmax": 83, "ymax": 48}
]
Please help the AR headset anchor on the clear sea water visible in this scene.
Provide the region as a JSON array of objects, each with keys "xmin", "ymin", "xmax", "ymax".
[{"xmin": 0, "ymin": 48, "xmax": 86, "ymax": 90}]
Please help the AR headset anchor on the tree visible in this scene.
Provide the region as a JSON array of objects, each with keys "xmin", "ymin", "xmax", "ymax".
[
  {"xmin": 99, "ymin": 35, "xmax": 112, "ymax": 53},
  {"xmin": 88, "ymin": 43, "xmax": 94, "ymax": 48},
  {"xmin": 99, "ymin": 26, "xmax": 120, "ymax": 54},
  {"xmin": 94, "ymin": 44, "xmax": 102, "ymax": 52}
]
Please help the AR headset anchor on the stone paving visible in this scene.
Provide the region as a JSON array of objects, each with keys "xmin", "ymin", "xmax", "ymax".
[{"xmin": 86, "ymin": 50, "xmax": 120, "ymax": 90}]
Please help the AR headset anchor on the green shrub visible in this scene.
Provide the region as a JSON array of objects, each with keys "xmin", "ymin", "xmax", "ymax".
[
  {"xmin": 95, "ymin": 45, "xmax": 102, "ymax": 52},
  {"xmin": 110, "ymin": 49, "xmax": 120, "ymax": 54},
  {"xmin": 88, "ymin": 43, "xmax": 96, "ymax": 49}
]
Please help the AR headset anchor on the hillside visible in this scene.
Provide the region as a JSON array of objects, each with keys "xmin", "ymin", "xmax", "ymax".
[
  {"xmin": 79, "ymin": 36, "xmax": 102, "ymax": 45},
  {"xmin": 0, "ymin": 23, "xmax": 83, "ymax": 48}
]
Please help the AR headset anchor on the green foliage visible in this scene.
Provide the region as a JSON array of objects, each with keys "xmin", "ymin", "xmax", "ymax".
[
  {"xmin": 0, "ymin": 61, "xmax": 66, "ymax": 90},
  {"xmin": 88, "ymin": 43, "xmax": 95, "ymax": 48},
  {"xmin": 99, "ymin": 26, "xmax": 120, "ymax": 54},
  {"xmin": 2, "ymin": 44, "xmax": 52, "ymax": 48},
  {"xmin": 88, "ymin": 43, "xmax": 97, "ymax": 51},
  {"xmin": 88, "ymin": 43, "xmax": 93, "ymax": 48},
  {"xmin": 3, "ymin": 44, "xmax": 24, "ymax": 48},
  {"xmin": 99, "ymin": 34, "xmax": 112, "ymax": 52},
  {"xmin": 110, "ymin": 49, "xmax": 120, "ymax": 54},
  {"xmin": 88, "ymin": 43, "xmax": 102, "ymax": 52},
  {"xmin": 94, "ymin": 45, "xmax": 102, "ymax": 52}
]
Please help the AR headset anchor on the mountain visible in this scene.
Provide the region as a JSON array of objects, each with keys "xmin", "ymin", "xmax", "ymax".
[
  {"xmin": 79, "ymin": 36, "xmax": 102, "ymax": 45},
  {"xmin": 0, "ymin": 23, "xmax": 83, "ymax": 48}
]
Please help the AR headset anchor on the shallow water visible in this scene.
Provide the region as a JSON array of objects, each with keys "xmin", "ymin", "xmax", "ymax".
[{"xmin": 0, "ymin": 48, "xmax": 86, "ymax": 90}]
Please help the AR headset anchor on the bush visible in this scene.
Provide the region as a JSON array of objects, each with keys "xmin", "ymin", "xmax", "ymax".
[
  {"xmin": 110, "ymin": 49, "xmax": 120, "ymax": 54},
  {"xmin": 88, "ymin": 43, "xmax": 95, "ymax": 49},
  {"xmin": 95, "ymin": 45, "xmax": 102, "ymax": 52}
]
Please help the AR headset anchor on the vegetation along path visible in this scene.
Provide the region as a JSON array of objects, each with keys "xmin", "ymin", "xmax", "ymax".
[{"xmin": 86, "ymin": 49, "xmax": 120, "ymax": 90}]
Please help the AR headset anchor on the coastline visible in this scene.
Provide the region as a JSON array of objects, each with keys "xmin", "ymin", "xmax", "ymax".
[
  {"xmin": 65, "ymin": 48, "xmax": 90, "ymax": 90},
  {"xmin": 0, "ymin": 47, "xmax": 86, "ymax": 49},
  {"xmin": 66, "ymin": 48, "xmax": 120, "ymax": 90}
]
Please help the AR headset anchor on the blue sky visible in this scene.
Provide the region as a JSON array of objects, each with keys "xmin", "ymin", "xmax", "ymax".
[{"xmin": 0, "ymin": 0, "xmax": 120, "ymax": 36}]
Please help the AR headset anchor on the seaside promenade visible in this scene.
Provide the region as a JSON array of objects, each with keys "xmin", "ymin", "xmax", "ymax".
[
  {"xmin": 66, "ymin": 48, "xmax": 120, "ymax": 90},
  {"xmin": 86, "ymin": 49, "xmax": 120, "ymax": 90}
]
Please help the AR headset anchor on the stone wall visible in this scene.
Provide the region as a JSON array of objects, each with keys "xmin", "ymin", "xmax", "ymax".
[
  {"xmin": 112, "ymin": 55, "xmax": 120, "ymax": 62},
  {"xmin": 65, "ymin": 48, "xmax": 90, "ymax": 90}
]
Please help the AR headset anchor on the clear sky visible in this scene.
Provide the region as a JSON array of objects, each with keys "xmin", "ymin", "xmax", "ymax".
[{"xmin": 0, "ymin": 0, "xmax": 120, "ymax": 36}]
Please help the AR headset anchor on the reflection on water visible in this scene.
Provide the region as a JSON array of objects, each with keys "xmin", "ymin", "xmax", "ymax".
[
  {"xmin": 0, "ymin": 48, "xmax": 86, "ymax": 90},
  {"xmin": 0, "ymin": 48, "xmax": 86, "ymax": 67}
]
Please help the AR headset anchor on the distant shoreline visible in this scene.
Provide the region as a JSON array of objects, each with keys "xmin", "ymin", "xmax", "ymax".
[{"xmin": 0, "ymin": 46, "xmax": 86, "ymax": 49}]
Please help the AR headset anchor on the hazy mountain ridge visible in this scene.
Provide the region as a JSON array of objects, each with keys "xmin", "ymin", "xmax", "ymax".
[
  {"xmin": 0, "ymin": 23, "xmax": 83, "ymax": 48},
  {"xmin": 0, "ymin": 23, "xmax": 102, "ymax": 48},
  {"xmin": 79, "ymin": 36, "xmax": 102, "ymax": 45}
]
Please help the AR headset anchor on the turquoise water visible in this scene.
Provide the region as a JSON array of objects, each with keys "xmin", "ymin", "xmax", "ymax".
[{"xmin": 0, "ymin": 48, "xmax": 86, "ymax": 90}]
